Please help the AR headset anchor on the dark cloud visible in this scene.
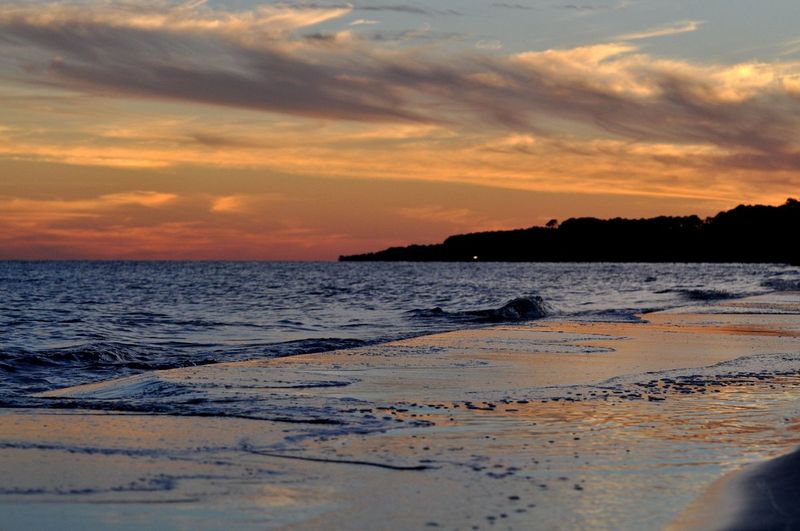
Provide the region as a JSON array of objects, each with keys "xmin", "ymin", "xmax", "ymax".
[
  {"xmin": 2, "ymin": 4, "xmax": 800, "ymax": 172},
  {"xmin": 364, "ymin": 28, "xmax": 465, "ymax": 43},
  {"xmin": 491, "ymin": 3, "xmax": 536, "ymax": 10},
  {"xmin": 1, "ymin": 18, "xmax": 421, "ymax": 123},
  {"xmin": 187, "ymin": 133, "xmax": 265, "ymax": 149},
  {"xmin": 356, "ymin": 4, "xmax": 462, "ymax": 16},
  {"xmin": 281, "ymin": 2, "xmax": 443, "ymax": 15},
  {"xmin": 560, "ymin": 4, "xmax": 608, "ymax": 11},
  {"xmin": 491, "ymin": 2, "xmax": 615, "ymax": 11}
]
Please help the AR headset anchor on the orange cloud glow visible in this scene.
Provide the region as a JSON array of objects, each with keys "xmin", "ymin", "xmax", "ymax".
[{"xmin": 1, "ymin": 1, "xmax": 799, "ymax": 258}]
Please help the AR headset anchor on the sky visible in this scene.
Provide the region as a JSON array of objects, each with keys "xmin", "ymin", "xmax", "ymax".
[{"xmin": 1, "ymin": 0, "xmax": 799, "ymax": 260}]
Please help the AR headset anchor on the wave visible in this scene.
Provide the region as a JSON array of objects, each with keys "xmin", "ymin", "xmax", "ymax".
[
  {"xmin": 410, "ymin": 295, "xmax": 550, "ymax": 323},
  {"xmin": 681, "ymin": 289, "xmax": 739, "ymax": 301},
  {"xmin": 570, "ymin": 308, "xmax": 647, "ymax": 323},
  {"xmin": 655, "ymin": 288, "xmax": 739, "ymax": 301},
  {"xmin": 762, "ymin": 278, "xmax": 800, "ymax": 291},
  {"xmin": 0, "ymin": 338, "xmax": 372, "ymax": 396},
  {"xmin": 0, "ymin": 344, "xmax": 175, "ymax": 372}
]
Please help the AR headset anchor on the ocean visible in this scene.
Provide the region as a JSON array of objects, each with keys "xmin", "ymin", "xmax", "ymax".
[{"xmin": 2, "ymin": 261, "xmax": 799, "ymax": 400}]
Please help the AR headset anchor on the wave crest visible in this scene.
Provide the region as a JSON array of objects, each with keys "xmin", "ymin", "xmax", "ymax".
[
  {"xmin": 762, "ymin": 279, "xmax": 800, "ymax": 292},
  {"xmin": 411, "ymin": 295, "xmax": 550, "ymax": 323},
  {"xmin": 655, "ymin": 288, "xmax": 738, "ymax": 301}
]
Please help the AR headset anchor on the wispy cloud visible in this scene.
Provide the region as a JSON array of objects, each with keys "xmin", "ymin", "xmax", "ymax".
[
  {"xmin": 491, "ymin": 2, "xmax": 625, "ymax": 12},
  {"xmin": 396, "ymin": 205, "xmax": 509, "ymax": 230},
  {"xmin": 476, "ymin": 40, "xmax": 503, "ymax": 50},
  {"xmin": 560, "ymin": 4, "xmax": 604, "ymax": 12},
  {"xmin": 0, "ymin": 191, "xmax": 177, "ymax": 224},
  {"xmin": 210, "ymin": 193, "xmax": 286, "ymax": 214},
  {"xmin": 555, "ymin": 1, "xmax": 630, "ymax": 13},
  {"xmin": 349, "ymin": 18, "xmax": 380, "ymax": 26},
  {"xmin": 0, "ymin": 189, "xmax": 362, "ymax": 260},
  {"xmin": 0, "ymin": 2, "xmax": 420, "ymax": 123},
  {"xmin": 0, "ymin": 1, "xmax": 352, "ymax": 43},
  {"xmin": 778, "ymin": 38, "xmax": 800, "ymax": 57},
  {"xmin": 355, "ymin": 4, "xmax": 461, "ymax": 16},
  {"xmin": 616, "ymin": 20, "xmax": 704, "ymax": 41},
  {"xmin": 491, "ymin": 2, "xmax": 535, "ymax": 10}
]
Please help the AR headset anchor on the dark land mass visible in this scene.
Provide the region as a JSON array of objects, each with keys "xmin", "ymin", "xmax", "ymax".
[{"xmin": 340, "ymin": 199, "xmax": 800, "ymax": 263}]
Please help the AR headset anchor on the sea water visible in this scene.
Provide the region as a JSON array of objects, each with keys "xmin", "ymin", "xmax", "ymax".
[{"xmin": 1, "ymin": 261, "xmax": 799, "ymax": 398}]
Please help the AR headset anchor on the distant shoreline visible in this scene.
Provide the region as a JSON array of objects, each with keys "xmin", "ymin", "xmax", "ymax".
[{"xmin": 341, "ymin": 199, "xmax": 800, "ymax": 264}]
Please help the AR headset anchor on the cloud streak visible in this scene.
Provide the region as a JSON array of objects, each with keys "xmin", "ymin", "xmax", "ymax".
[
  {"xmin": 616, "ymin": 20, "xmax": 704, "ymax": 41},
  {"xmin": 0, "ymin": 1, "xmax": 421, "ymax": 122},
  {"xmin": 0, "ymin": 191, "xmax": 178, "ymax": 227},
  {"xmin": 355, "ymin": 4, "xmax": 461, "ymax": 16},
  {"xmin": 2, "ymin": 1, "xmax": 800, "ymax": 204}
]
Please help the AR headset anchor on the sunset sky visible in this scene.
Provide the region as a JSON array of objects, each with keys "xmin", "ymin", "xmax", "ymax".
[{"xmin": 2, "ymin": 0, "xmax": 799, "ymax": 259}]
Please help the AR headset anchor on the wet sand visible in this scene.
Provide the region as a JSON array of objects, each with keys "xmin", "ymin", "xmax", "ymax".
[{"xmin": 2, "ymin": 292, "xmax": 800, "ymax": 530}]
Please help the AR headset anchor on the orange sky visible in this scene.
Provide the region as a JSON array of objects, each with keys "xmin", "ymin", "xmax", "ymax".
[{"xmin": 1, "ymin": 1, "xmax": 799, "ymax": 259}]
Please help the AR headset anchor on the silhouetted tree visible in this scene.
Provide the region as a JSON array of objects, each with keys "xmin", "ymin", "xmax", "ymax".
[{"xmin": 339, "ymin": 199, "xmax": 800, "ymax": 264}]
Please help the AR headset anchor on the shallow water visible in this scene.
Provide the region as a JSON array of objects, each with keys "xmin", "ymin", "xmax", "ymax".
[{"xmin": 1, "ymin": 261, "xmax": 798, "ymax": 396}]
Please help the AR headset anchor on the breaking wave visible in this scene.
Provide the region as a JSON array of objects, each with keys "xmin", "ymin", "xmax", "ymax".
[
  {"xmin": 410, "ymin": 295, "xmax": 550, "ymax": 323},
  {"xmin": 0, "ymin": 338, "xmax": 370, "ymax": 395},
  {"xmin": 654, "ymin": 287, "xmax": 748, "ymax": 301},
  {"xmin": 762, "ymin": 278, "xmax": 800, "ymax": 291}
]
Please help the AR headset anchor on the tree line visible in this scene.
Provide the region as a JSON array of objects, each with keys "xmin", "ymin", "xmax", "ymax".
[{"xmin": 339, "ymin": 199, "xmax": 800, "ymax": 264}]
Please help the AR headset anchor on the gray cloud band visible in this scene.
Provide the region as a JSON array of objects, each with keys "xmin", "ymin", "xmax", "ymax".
[{"xmin": 2, "ymin": 4, "xmax": 800, "ymax": 170}]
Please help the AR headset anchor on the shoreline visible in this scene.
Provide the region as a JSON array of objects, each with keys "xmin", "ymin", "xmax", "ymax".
[
  {"xmin": 2, "ymin": 285, "xmax": 785, "ymax": 402},
  {"xmin": 3, "ymin": 261, "xmax": 796, "ymax": 404},
  {"xmin": 1, "ymin": 292, "xmax": 800, "ymax": 529}
]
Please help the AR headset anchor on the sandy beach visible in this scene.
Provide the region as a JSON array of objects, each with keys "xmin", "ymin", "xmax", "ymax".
[{"xmin": 2, "ymin": 292, "xmax": 800, "ymax": 530}]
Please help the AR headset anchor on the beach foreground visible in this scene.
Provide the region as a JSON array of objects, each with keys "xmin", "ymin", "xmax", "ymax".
[{"xmin": 2, "ymin": 292, "xmax": 800, "ymax": 530}]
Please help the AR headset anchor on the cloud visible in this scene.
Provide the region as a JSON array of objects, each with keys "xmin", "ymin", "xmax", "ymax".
[
  {"xmin": 0, "ymin": 1, "xmax": 420, "ymax": 123},
  {"xmin": 0, "ymin": 135, "xmax": 178, "ymax": 168},
  {"xmin": 0, "ymin": 1, "xmax": 352, "ymax": 38},
  {"xmin": 561, "ymin": 4, "xmax": 604, "ymax": 11},
  {"xmin": 355, "ymin": 4, "xmax": 461, "ymax": 16},
  {"xmin": 101, "ymin": 191, "xmax": 177, "ymax": 207},
  {"xmin": 0, "ymin": 189, "xmax": 359, "ymax": 260},
  {"xmin": 0, "ymin": 191, "xmax": 178, "ymax": 226},
  {"xmin": 3, "ymin": 3, "xmax": 795, "ymax": 148},
  {"xmin": 491, "ymin": 2, "xmax": 626, "ymax": 12},
  {"xmin": 779, "ymin": 38, "xmax": 800, "ymax": 58},
  {"xmin": 555, "ymin": 1, "xmax": 630, "ymax": 13},
  {"xmin": 491, "ymin": 3, "xmax": 535, "ymax": 10},
  {"xmin": 0, "ymin": 217, "xmax": 343, "ymax": 259},
  {"xmin": 2, "ymin": 2, "xmax": 800, "ymax": 204},
  {"xmin": 476, "ymin": 40, "xmax": 503, "ymax": 50},
  {"xmin": 210, "ymin": 193, "xmax": 285, "ymax": 214},
  {"xmin": 210, "ymin": 195, "xmax": 250, "ymax": 214},
  {"xmin": 396, "ymin": 205, "xmax": 508, "ymax": 232},
  {"xmin": 616, "ymin": 20, "xmax": 704, "ymax": 41},
  {"xmin": 396, "ymin": 205, "xmax": 474, "ymax": 224},
  {"xmin": 497, "ymin": 44, "xmax": 800, "ymax": 158},
  {"xmin": 188, "ymin": 132, "xmax": 264, "ymax": 149},
  {"xmin": 349, "ymin": 18, "xmax": 379, "ymax": 26}
]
